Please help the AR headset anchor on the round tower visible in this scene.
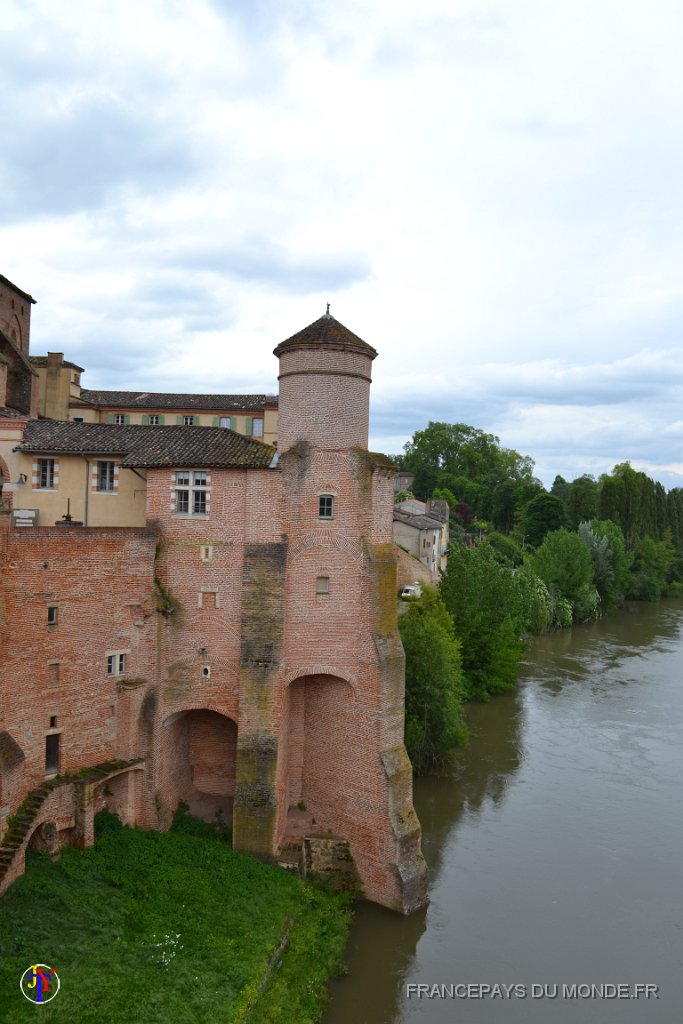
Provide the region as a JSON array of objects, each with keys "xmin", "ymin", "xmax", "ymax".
[{"xmin": 273, "ymin": 309, "xmax": 377, "ymax": 453}]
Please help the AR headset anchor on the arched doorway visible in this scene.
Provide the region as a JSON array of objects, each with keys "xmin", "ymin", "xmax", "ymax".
[{"xmin": 161, "ymin": 710, "xmax": 237, "ymax": 826}]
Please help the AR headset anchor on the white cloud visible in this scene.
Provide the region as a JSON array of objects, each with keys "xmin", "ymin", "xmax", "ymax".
[{"xmin": 2, "ymin": 0, "xmax": 683, "ymax": 491}]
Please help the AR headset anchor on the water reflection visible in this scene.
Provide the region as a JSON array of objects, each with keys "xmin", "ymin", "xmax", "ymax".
[
  {"xmin": 324, "ymin": 600, "xmax": 683, "ymax": 1024},
  {"xmin": 324, "ymin": 690, "xmax": 524, "ymax": 1024}
]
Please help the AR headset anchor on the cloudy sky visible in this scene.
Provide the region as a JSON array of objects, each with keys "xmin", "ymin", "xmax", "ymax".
[{"xmin": 3, "ymin": 0, "xmax": 683, "ymax": 488}]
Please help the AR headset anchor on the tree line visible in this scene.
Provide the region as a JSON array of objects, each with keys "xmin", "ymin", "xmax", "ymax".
[{"xmin": 396, "ymin": 422, "xmax": 683, "ymax": 772}]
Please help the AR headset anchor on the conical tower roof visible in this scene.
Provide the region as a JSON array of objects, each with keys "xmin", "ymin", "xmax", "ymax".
[{"xmin": 273, "ymin": 309, "xmax": 377, "ymax": 360}]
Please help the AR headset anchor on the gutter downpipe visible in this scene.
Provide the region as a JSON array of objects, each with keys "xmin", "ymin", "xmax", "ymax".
[{"xmin": 82, "ymin": 457, "xmax": 90, "ymax": 526}]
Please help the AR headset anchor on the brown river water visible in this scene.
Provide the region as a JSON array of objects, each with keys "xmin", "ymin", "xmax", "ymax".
[{"xmin": 323, "ymin": 600, "xmax": 683, "ymax": 1024}]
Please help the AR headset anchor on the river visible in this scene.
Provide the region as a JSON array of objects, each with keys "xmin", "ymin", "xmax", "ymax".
[{"xmin": 323, "ymin": 600, "xmax": 683, "ymax": 1023}]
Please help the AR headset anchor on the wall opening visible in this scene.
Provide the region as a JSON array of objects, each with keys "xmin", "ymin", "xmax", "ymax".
[
  {"xmin": 284, "ymin": 675, "xmax": 357, "ymax": 838},
  {"xmin": 161, "ymin": 710, "xmax": 237, "ymax": 827}
]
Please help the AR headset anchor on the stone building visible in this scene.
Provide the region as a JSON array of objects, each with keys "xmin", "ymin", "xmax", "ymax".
[{"xmin": 0, "ymin": 285, "xmax": 428, "ymax": 914}]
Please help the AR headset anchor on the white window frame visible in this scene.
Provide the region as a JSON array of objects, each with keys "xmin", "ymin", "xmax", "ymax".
[
  {"xmin": 175, "ymin": 470, "xmax": 209, "ymax": 516},
  {"xmin": 106, "ymin": 652, "xmax": 127, "ymax": 677},
  {"xmin": 37, "ymin": 458, "xmax": 55, "ymax": 489},
  {"xmin": 183, "ymin": 415, "xmax": 196, "ymax": 426},
  {"xmin": 148, "ymin": 414, "xmax": 160, "ymax": 426},
  {"xmin": 252, "ymin": 418, "xmax": 264, "ymax": 437},
  {"xmin": 318, "ymin": 494, "xmax": 334, "ymax": 519},
  {"xmin": 96, "ymin": 460, "xmax": 116, "ymax": 492},
  {"xmin": 114, "ymin": 414, "xmax": 126, "ymax": 425}
]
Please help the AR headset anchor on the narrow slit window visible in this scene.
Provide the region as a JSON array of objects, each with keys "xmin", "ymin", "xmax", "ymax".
[{"xmin": 45, "ymin": 734, "xmax": 60, "ymax": 774}]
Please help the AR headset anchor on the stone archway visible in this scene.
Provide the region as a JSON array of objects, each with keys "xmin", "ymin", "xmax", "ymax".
[
  {"xmin": 283, "ymin": 674, "xmax": 357, "ymax": 838},
  {"xmin": 161, "ymin": 710, "xmax": 237, "ymax": 826}
]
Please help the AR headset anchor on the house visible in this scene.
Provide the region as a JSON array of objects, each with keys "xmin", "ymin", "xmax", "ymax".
[
  {"xmin": 0, "ymin": 287, "xmax": 428, "ymax": 915},
  {"xmin": 30, "ymin": 351, "xmax": 278, "ymax": 446},
  {"xmin": 393, "ymin": 498, "xmax": 449, "ymax": 575}
]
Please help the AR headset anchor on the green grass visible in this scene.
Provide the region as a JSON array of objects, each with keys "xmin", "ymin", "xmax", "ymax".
[{"xmin": 0, "ymin": 822, "xmax": 350, "ymax": 1024}]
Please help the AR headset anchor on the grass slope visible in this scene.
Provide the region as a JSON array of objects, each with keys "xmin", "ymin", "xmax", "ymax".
[{"xmin": 0, "ymin": 821, "xmax": 350, "ymax": 1024}]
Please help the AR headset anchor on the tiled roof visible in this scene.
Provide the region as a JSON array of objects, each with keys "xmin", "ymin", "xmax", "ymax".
[
  {"xmin": 77, "ymin": 390, "xmax": 278, "ymax": 411},
  {"xmin": 273, "ymin": 312, "xmax": 377, "ymax": 359},
  {"xmin": 16, "ymin": 420, "xmax": 276, "ymax": 469},
  {"xmin": 30, "ymin": 356, "xmax": 85, "ymax": 371},
  {"xmin": 393, "ymin": 508, "xmax": 444, "ymax": 531}
]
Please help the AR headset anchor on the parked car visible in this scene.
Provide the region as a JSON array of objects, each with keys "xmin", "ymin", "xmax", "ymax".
[{"xmin": 400, "ymin": 582, "xmax": 422, "ymax": 600}]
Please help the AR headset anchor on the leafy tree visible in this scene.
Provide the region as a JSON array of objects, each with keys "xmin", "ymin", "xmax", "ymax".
[
  {"xmin": 454, "ymin": 501, "xmax": 474, "ymax": 526},
  {"xmin": 487, "ymin": 531, "xmax": 523, "ymax": 567},
  {"xmin": 566, "ymin": 475, "xmax": 599, "ymax": 530},
  {"xmin": 440, "ymin": 541, "xmax": 527, "ymax": 700},
  {"xmin": 589, "ymin": 519, "xmax": 632, "ymax": 607},
  {"xmin": 519, "ymin": 492, "xmax": 565, "ymax": 548},
  {"xmin": 398, "ymin": 587, "xmax": 467, "ymax": 772},
  {"xmin": 402, "ymin": 421, "xmax": 536, "ymax": 522},
  {"xmin": 550, "ymin": 474, "xmax": 570, "ymax": 504},
  {"xmin": 628, "ymin": 534, "xmax": 674, "ymax": 600},
  {"xmin": 530, "ymin": 528, "xmax": 597, "ymax": 623}
]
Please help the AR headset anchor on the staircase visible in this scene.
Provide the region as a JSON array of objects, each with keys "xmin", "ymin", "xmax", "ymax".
[{"xmin": 0, "ymin": 758, "xmax": 142, "ymax": 891}]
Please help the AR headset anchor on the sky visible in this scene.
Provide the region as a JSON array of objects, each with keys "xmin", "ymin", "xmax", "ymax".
[{"xmin": 3, "ymin": 0, "xmax": 683, "ymax": 489}]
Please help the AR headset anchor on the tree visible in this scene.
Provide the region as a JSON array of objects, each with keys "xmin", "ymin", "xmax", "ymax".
[
  {"xmin": 566, "ymin": 475, "xmax": 599, "ymax": 530},
  {"xmin": 402, "ymin": 421, "xmax": 537, "ymax": 522},
  {"xmin": 589, "ymin": 519, "xmax": 632, "ymax": 607},
  {"xmin": 398, "ymin": 587, "xmax": 466, "ymax": 772},
  {"xmin": 440, "ymin": 541, "xmax": 527, "ymax": 700},
  {"xmin": 519, "ymin": 492, "xmax": 565, "ymax": 548},
  {"xmin": 530, "ymin": 528, "xmax": 597, "ymax": 623}
]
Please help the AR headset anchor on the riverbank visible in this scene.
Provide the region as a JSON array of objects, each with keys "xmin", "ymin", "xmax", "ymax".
[{"xmin": 0, "ymin": 821, "xmax": 350, "ymax": 1022}]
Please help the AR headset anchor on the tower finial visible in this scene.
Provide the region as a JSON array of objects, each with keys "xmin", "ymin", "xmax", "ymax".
[{"xmin": 325, "ymin": 302, "xmax": 331, "ymax": 317}]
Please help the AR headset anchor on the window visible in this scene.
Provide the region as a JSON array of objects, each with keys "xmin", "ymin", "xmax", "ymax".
[
  {"xmin": 316, "ymin": 576, "xmax": 330, "ymax": 594},
  {"xmin": 47, "ymin": 606, "xmax": 58, "ymax": 627},
  {"xmin": 183, "ymin": 415, "xmax": 196, "ymax": 426},
  {"xmin": 175, "ymin": 471, "xmax": 208, "ymax": 515},
  {"xmin": 252, "ymin": 419, "xmax": 264, "ymax": 437},
  {"xmin": 49, "ymin": 715, "xmax": 58, "ymax": 729},
  {"xmin": 73, "ymin": 416, "xmax": 84, "ymax": 423},
  {"xmin": 45, "ymin": 734, "xmax": 60, "ymax": 774},
  {"xmin": 219, "ymin": 417, "xmax": 230, "ymax": 428},
  {"xmin": 114, "ymin": 414, "xmax": 126, "ymax": 425},
  {"xmin": 149, "ymin": 414, "xmax": 160, "ymax": 426},
  {"xmin": 107, "ymin": 652, "xmax": 126, "ymax": 676},
  {"xmin": 200, "ymin": 545, "xmax": 213, "ymax": 562},
  {"xmin": 97, "ymin": 460, "xmax": 116, "ymax": 492},
  {"xmin": 319, "ymin": 494, "xmax": 334, "ymax": 519},
  {"xmin": 37, "ymin": 458, "xmax": 55, "ymax": 489}
]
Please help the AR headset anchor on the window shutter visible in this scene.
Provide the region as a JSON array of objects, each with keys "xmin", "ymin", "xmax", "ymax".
[
  {"xmin": 142, "ymin": 414, "xmax": 149, "ymax": 425},
  {"xmin": 245, "ymin": 416, "xmax": 253, "ymax": 435},
  {"xmin": 107, "ymin": 413, "xmax": 114, "ymax": 424},
  {"xmin": 159, "ymin": 415, "xmax": 165, "ymax": 425},
  {"xmin": 124, "ymin": 415, "xmax": 130, "ymax": 425},
  {"xmin": 176, "ymin": 416, "xmax": 183, "ymax": 425},
  {"xmin": 213, "ymin": 416, "xmax": 219, "ymax": 427},
  {"xmin": 230, "ymin": 417, "xmax": 237, "ymax": 431}
]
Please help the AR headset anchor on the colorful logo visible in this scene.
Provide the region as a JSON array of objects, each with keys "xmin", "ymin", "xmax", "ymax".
[{"xmin": 20, "ymin": 964, "xmax": 60, "ymax": 1004}]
